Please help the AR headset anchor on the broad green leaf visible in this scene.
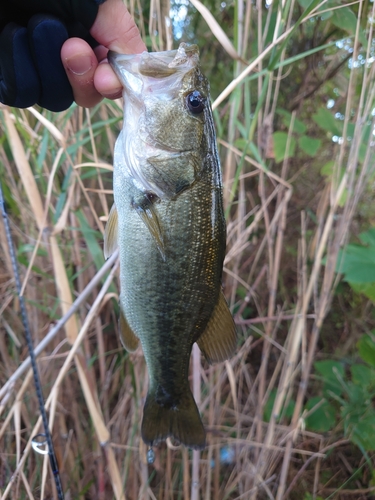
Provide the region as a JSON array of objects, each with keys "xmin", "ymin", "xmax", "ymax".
[
  {"xmin": 314, "ymin": 360, "xmax": 345, "ymax": 396},
  {"xmin": 277, "ymin": 109, "xmax": 306, "ymax": 134},
  {"xmin": 273, "ymin": 132, "xmax": 296, "ymax": 162},
  {"xmin": 338, "ymin": 229, "xmax": 375, "ymax": 296},
  {"xmin": 331, "ymin": 8, "xmax": 356, "ymax": 33},
  {"xmin": 304, "ymin": 397, "xmax": 336, "ymax": 432},
  {"xmin": 298, "ymin": 136, "xmax": 321, "ymax": 156},
  {"xmin": 351, "ymin": 364, "xmax": 375, "ymax": 389},
  {"xmin": 320, "ymin": 160, "xmax": 335, "ymax": 177},
  {"xmin": 350, "ymin": 411, "xmax": 375, "ymax": 451},
  {"xmin": 346, "ymin": 382, "xmax": 368, "ymax": 406},
  {"xmin": 350, "ymin": 282, "xmax": 375, "ymax": 303},
  {"xmin": 359, "ymin": 228, "xmax": 375, "ymax": 247},
  {"xmin": 357, "ymin": 334, "xmax": 375, "ymax": 367},
  {"xmin": 337, "ymin": 245, "xmax": 375, "ymax": 284},
  {"xmin": 314, "ymin": 360, "xmax": 345, "ymax": 379},
  {"xmin": 297, "ymin": 0, "xmax": 313, "ymax": 8},
  {"xmin": 312, "ymin": 108, "xmax": 342, "ymax": 136},
  {"xmin": 331, "ymin": 7, "xmax": 367, "ymax": 46}
]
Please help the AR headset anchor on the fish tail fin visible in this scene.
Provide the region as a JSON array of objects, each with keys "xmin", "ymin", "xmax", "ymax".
[{"xmin": 141, "ymin": 389, "xmax": 206, "ymax": 449}]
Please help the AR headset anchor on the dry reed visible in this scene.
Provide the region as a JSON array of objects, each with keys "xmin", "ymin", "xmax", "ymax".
[{"xmin": 0, "ymin": 0, "xmax": 374, "ymax": 498}]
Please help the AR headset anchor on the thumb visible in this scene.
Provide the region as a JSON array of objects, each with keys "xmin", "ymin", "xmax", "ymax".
[{"xmin": 90, "ymin": 0, "xmax": 146, "ymax": 54}]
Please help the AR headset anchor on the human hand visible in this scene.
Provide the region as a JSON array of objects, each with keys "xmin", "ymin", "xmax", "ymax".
[
  {"xmin": 0, "ymin": 0, "xmax": 146, "ymax": 111},
  {"xmin": 62, "ymin": 0, "xmax": 146, "ymax": 108}
]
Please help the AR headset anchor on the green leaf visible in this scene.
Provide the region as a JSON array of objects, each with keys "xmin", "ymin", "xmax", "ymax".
[
  {"xmin": 298, "ymin": 136, "xmax": 321, "ymax": 156},
  {"xmin": 234, "ymin": 138, "xmax": 249, "ymax": 152},
  {"xmin": 312, "ymin": 108, "xmax": 342, "ymax": 136},
  {"xmin": 75, "ymin": 210, "xmax": 105, "ymax": 272},
  {"xmin": 314, "ymin": 360, "xmax": 345, "ymax": 396},
  {"xmin": 338, "ymin": 229, "xmax": 375, "ymax": 297},
  {"xmin": 18, "ymin": 244, "xmax": 48, "ymax": 257},
  {"xmin": 331, "ymin": 7, "xmax": 367, "ymax": 46},
  {"xmin": 305, "ymin": 396, "xmax": 336, "ymax": 432},
  {"xmin": 320, "ymin": 160, "xmax": 335, "ymax": 177},
  {"xmin": 297, "ymin": 0, "xmax": 313, "ymax": 8},
  {"xmin": 350, "ymin": 411, "xmax": 375, "ymax": 451},
  {"xmin": 357, "ymin": 334, "xmax": 375, "ymax": 367},
  {"xmin": 351, "ymin": 364, "xmax": 375, "ymax": 389},
  {"xmin": 350, "ymin": 282, "xmax": 375, "ymax": 302},
  {"xmin": 337, "ymin": 245, "xmax": 375, "ymax": 284},
  {"xmin": 315, "ymin": 360, "xmax": 345, "ymax": 379},
  {"xmin": 331, "ymin": 8, "xmax": 356, "ymax": 34},
  {"xmin": 277, "ymin": 109, "xmax": 306, "ymax": 134},
  {"xmin": 273, "ymin": 132, "xmax": 296, "ymax": 162},
  {"xmin": 359, "ymin": 228, "xmax": 375, "ymax": 247}
]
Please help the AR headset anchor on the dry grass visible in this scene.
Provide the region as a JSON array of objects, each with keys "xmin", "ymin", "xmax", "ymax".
[{"xmin": 1, "ymin": 0, "xmax": 375, "ymax": 498}]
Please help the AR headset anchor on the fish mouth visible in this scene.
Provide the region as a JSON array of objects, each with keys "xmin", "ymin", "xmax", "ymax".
[{"xmin": 108, "ymin": 43, "xmax": 199, "ymax": 79}]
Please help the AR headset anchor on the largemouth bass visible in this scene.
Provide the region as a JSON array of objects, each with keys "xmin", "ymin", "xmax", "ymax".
[{"xmin": 104, "ymin": 43, "xmax": 237, "ymax": 449}]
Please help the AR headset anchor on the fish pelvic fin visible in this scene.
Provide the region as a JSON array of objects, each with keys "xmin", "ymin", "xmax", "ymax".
[
  {"xmin": 119, "ymin": 308, "xmax": 139, "ymax": 352},
  {"xmin": 197, "ymin": 291, "xmax": 237, "ymax": 364},
  {"xmin": 141, "ymin": 389, "xmax": 206, "ymax": 450},
  {"xmin": 104, "ymin": 204, "xmax": 118, "ymax": 259}
]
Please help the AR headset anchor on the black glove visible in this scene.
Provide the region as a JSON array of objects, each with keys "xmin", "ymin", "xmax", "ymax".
[{"xmin": 0, "ymin": 0, "xmax": 106, "ymax": 112}]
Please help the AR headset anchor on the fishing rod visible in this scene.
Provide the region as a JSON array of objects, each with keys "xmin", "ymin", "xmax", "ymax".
[{"xmin": 0, "ymin": 179, "xmax": 64, "ymax": 499}]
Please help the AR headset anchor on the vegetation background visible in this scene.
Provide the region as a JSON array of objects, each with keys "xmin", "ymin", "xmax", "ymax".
[{"xmin": 1, "ymin": 0, "xmax": 375, "ymax": 498}]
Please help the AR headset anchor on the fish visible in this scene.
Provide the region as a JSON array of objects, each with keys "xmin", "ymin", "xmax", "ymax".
[{"xmin": 104, "ymin": 43, "xmax": 237, "ymax": 450}]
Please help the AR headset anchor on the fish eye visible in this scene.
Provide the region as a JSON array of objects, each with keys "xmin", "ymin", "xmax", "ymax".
[{"xmin": 186, "ymin": 91, "xmax": 205, "ymax": 114}]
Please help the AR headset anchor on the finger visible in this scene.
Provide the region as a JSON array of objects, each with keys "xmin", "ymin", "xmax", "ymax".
[
  {"xmin": 89, "ymin": 0, "xmax": 146, "ymax": 100},
  {"xmin": 93, "ymin": 62, "xmax": 123, "ymax": 99},
  {"xmin": 90, "ymin": 0, "xmax": 146, "ymax": 54},
  {"xmin": 61, "ymin": 37, "xmax": 103, "ymax": 108}
]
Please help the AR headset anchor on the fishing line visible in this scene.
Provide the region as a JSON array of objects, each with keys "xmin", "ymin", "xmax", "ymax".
[{"xmin": 0, "ymin": 179, "xmax": 65, "ymax": 500}]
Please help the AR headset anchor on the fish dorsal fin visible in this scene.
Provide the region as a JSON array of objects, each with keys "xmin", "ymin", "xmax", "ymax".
[
  {"xmin": 119, "ymin": 307, "xmax": 139, "ymax": 352},
  {"xmin": 197, "ymin": 291, "xmax": 237, "ymax": 364},
  {"xmin": 104, "ymin": 204, "xmax": 118, "ymax": 259},
  {"xmin": 135, "ymin": 200, "xmax": 166, "ymax": 261}
]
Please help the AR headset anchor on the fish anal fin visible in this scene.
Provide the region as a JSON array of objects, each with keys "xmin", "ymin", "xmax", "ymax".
[
  {"xmin": 197, "ymin": 291, "xmax": 237, "ymax": 364},
  {"xmin": 119, "ymin": 308, "xmax": 139, "ymax": 352},
  {"xmin": 141, "ymin": 388, "xmax": 206, "ymax": 449},
  {"xmin": 104, "ymin": 204, "xmax": 118, "ymax": 259}
]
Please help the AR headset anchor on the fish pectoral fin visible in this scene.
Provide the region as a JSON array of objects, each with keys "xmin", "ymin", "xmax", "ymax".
[
  {"xmin": 104, "ymin": 203, "xmax": 118, "ymax": 259},
  {"xmin": 119, "ymin": 308, "xmax": 139, "ymax": 352},
  {"xmin": 135, "ymin": 199, "xmax": 166, "ymax": 261},
  {"xmin": 197, "ymin": 291, "xmax": 237, "ymax": 364}
]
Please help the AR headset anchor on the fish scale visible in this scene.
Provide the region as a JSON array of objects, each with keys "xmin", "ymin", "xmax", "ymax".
[{"xmin": 104, "ymin": 43, "xmax": 237, "ymax": 449}]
